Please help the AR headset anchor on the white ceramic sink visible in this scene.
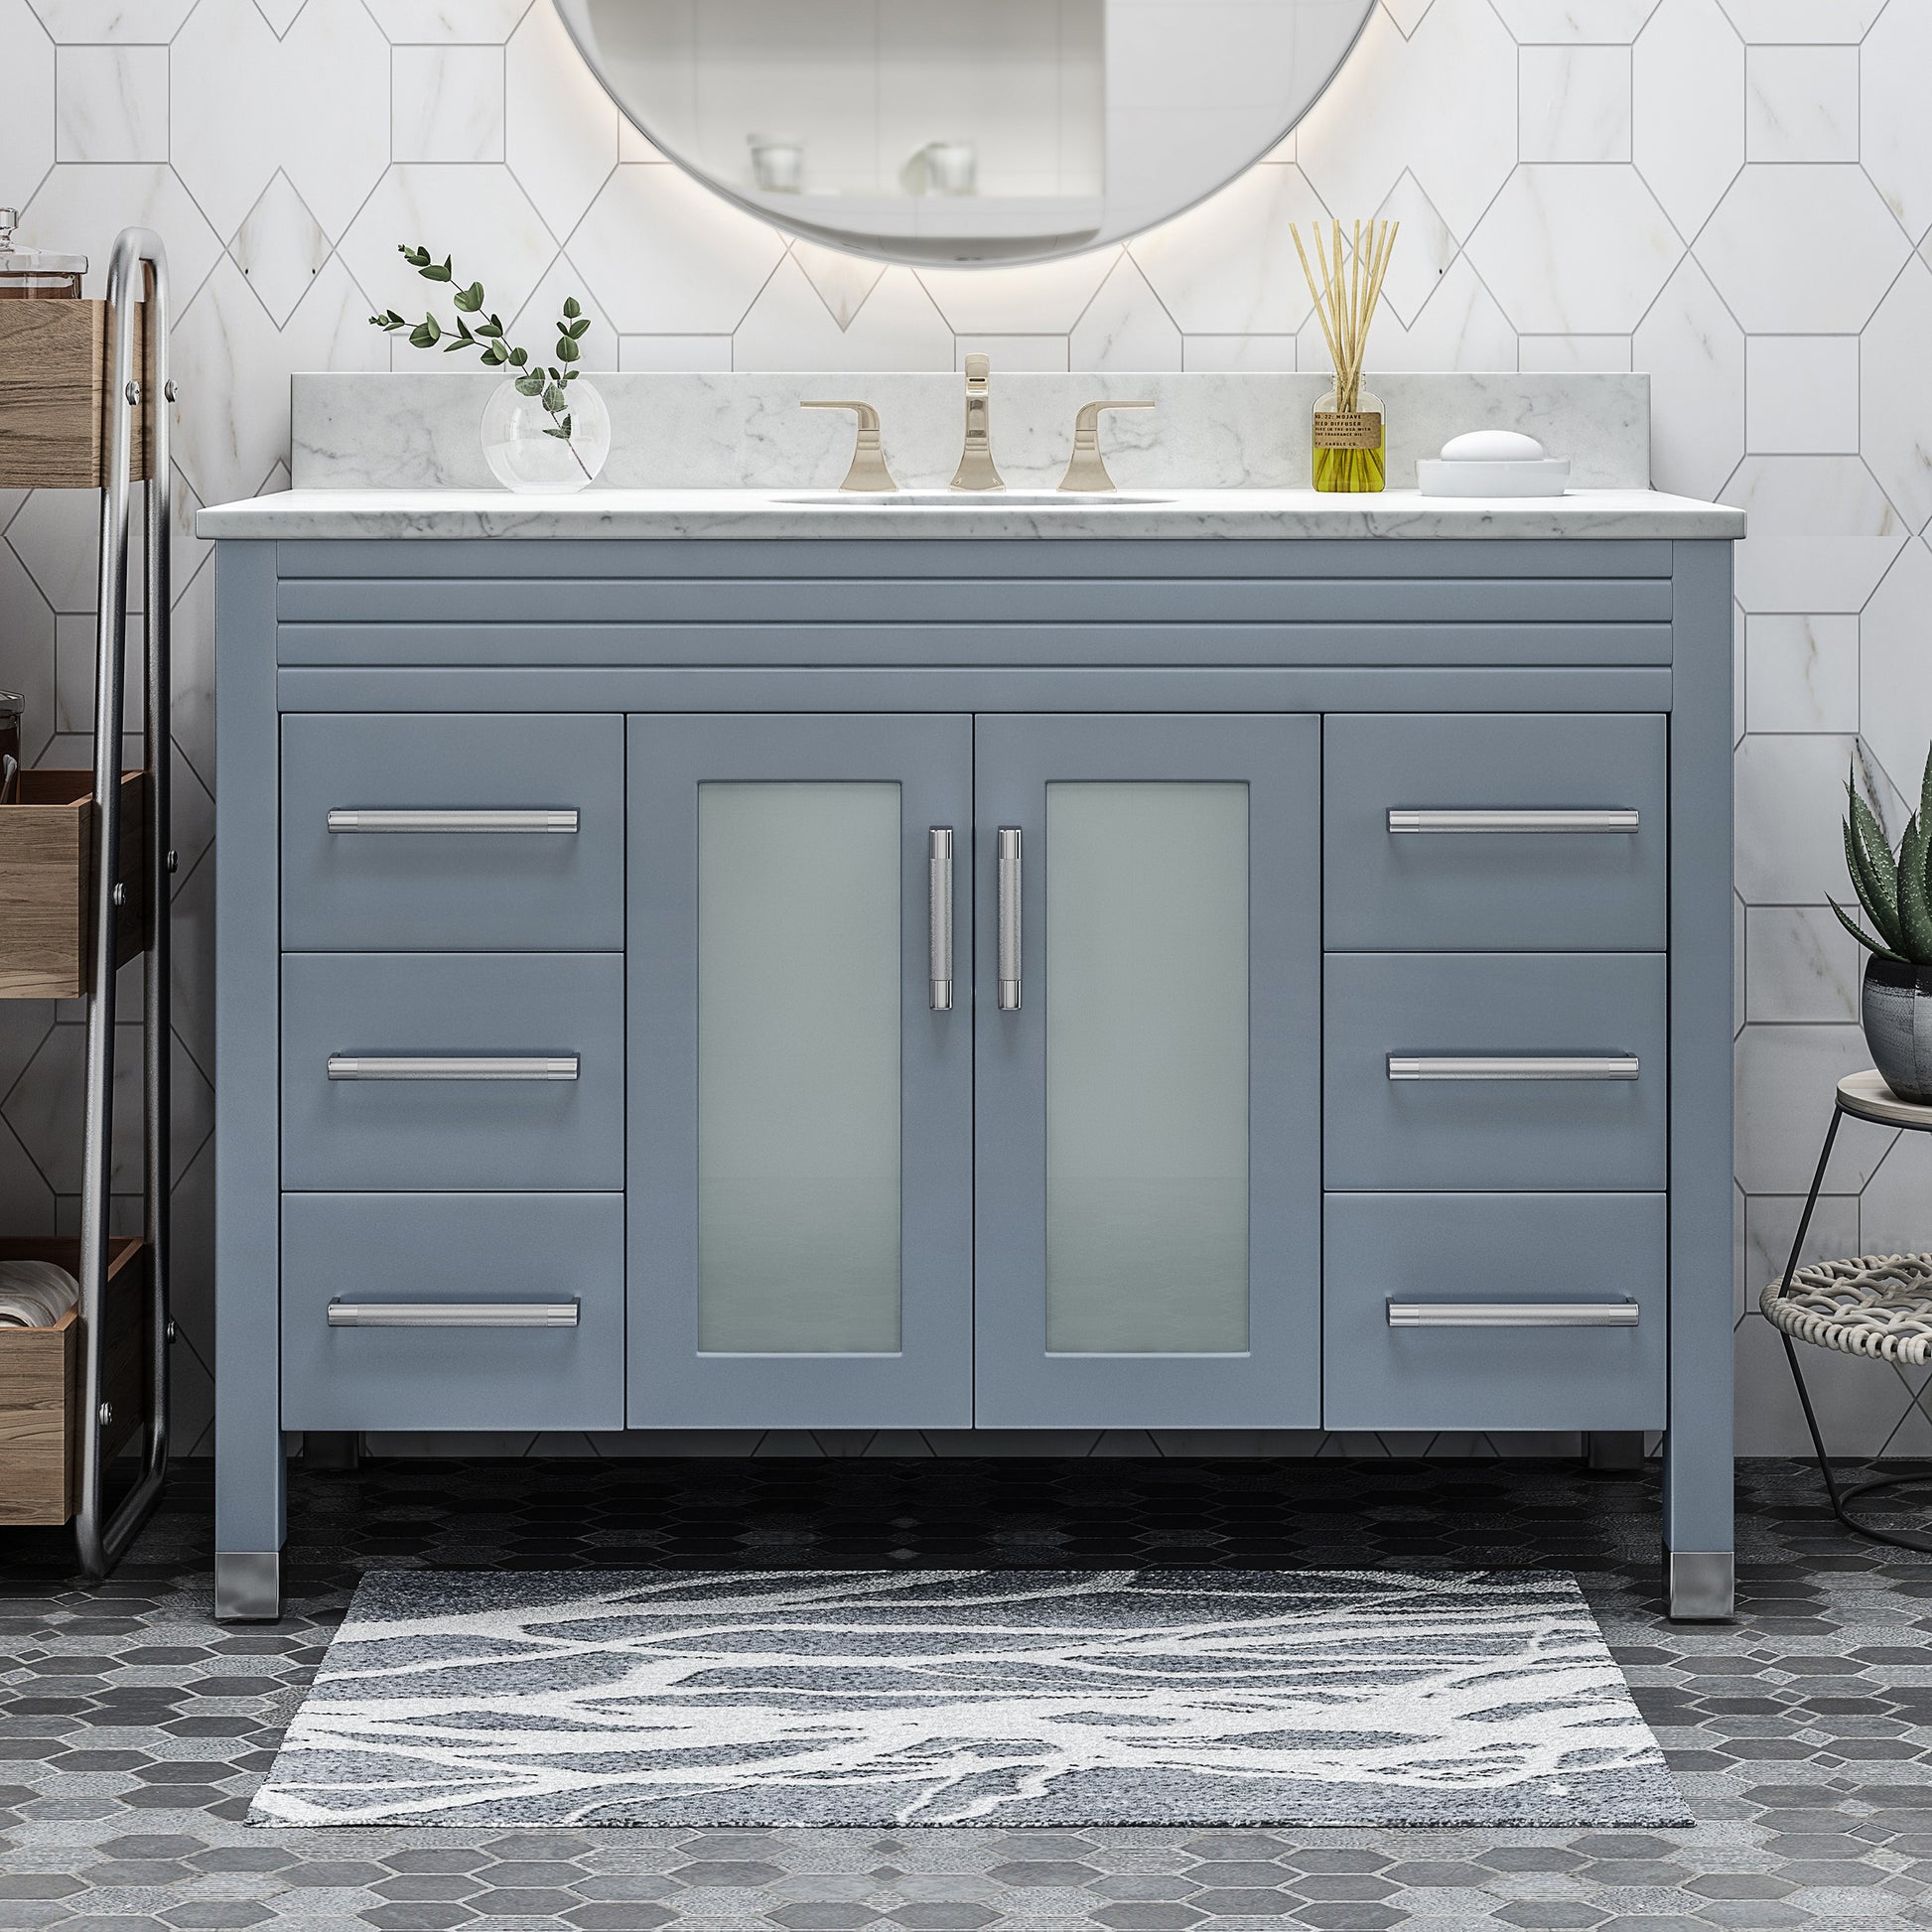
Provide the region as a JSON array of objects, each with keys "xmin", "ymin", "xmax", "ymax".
[{"xmin": 776, "ymin": 488, "xmax": 1172, "ymax": 506}]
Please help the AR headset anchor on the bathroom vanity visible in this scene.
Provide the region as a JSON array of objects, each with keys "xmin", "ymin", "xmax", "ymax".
[{"xmin": 204, "ymin": 372, "xmax": 1742, "ymax": 1622}]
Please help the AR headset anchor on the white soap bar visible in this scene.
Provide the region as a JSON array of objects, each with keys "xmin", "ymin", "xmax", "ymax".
[{"xmin": 1441, "ymin": 429, "xmax": 1546, "ymax": 463}]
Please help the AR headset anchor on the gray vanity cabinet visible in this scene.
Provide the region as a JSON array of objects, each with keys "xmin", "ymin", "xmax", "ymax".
[{"xmin": 213, "ymin": 533, "xmax": 1736, "ymax": 1624}]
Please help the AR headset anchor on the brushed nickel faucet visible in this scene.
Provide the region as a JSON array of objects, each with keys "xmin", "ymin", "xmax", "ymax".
[
  {"xmin": 800, "ymin": 399, "xmax": 898, "ymax": 491},
  {"xmin": 1058, "ymin": 398, "xmax": 1155, "ymax": 492},
  {"xmin": 949, "ymin": 352, "xmax": 1005, "ymax": 491}
]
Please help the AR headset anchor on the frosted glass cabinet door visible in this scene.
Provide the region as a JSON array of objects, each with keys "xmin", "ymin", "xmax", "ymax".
[
  {"xmin": 627, "ymin": 716, "xmax": 972, "ymax": 1427},
  {"xmin": 974, "ymin": 715, "xmax": 1322, "ymax": 1429}
]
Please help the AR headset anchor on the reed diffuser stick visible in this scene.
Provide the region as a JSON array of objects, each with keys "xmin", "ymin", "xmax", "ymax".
[{"xmin": 1292, "ymin": 216, "xmax": 1399, "ymax": 490}]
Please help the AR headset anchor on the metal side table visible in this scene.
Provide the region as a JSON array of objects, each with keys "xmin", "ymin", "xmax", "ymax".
[{"xmin": 1763, "ymin": 1069, "xmax": 1932, "ymax": 1553}]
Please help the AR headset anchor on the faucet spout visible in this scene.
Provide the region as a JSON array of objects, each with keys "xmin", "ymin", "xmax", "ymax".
[{"xmin": 949, "ymin": 352, "xmax": 1006, "ymax": 491}]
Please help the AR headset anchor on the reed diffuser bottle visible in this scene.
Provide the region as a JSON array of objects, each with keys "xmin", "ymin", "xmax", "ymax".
[{"xmin": 1293, "ymin": 217, "xmax": 1399, "ymax": 492}]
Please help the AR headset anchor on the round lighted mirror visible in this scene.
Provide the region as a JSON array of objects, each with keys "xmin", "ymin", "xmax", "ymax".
[{"xmin": 554, "ymin": 0, "xmax": 1376, "ymax": 266}]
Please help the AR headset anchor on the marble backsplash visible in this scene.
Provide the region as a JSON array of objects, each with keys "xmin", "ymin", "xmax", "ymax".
[{"xmin": 290, "ymin": 370, "xmax": 1651, "ymax": 494}]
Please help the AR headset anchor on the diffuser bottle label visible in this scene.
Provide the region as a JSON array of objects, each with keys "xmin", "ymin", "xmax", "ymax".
[{"xmin": 1313, "ymin": 410, "xmax": 1383, "ymax": 450}]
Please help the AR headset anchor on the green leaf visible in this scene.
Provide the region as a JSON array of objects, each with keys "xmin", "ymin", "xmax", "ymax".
[
  {"xmin": 515, "ymin": 372, "xmax": 545, "ymax": 396},
  {"xmin": 542, "ymin": 382, "xmax": 566, "ymax": 413},
  {"xmin": 544, "ymin": 424, "xmax": 571, "ymax": 441},
  {"xmin": 400, "ymin": 243, "xmax": 432, "ymax": 267},
  {"xmin": 508, "ymin": 345, "xmax": 528, "ymax": 367},
  {"xmin": 1830, "ymin": 897, "xmax": 1907, "ymax": 962},
  {"xmin": 563, "ymin": 296, "xmax": 582, "ymax": 319},
  {"xmin": 476, "ymin": 316, "xmax": 502, "ymax": 339},
  {"xmin": 418, "ymin": 253, "xmax": 454, "ymax": 283},
  {"xmin": 408, "ymin": 315, "xmax": 442, "ymax": 348},
  {"xmin": 454, "ymin": 280, "xmax": 484, "ymax": 313},
  {"xmin": 1847, "ymin": 780, "xmax": 1902, "ymax": 941},
  {"xmin": 1845, "ymin": 818, "xmax": 1903, "ymax": 949},
  {"xmin": 481, "ymin": 343, "xmax": 507, "ymax": 365},
  {"xmin": 556, "ymin": 335, "xmax": 581, "ymax": 364},
  {"xmin": 567, "ymin": 317, "xmax": 590, "ymax": 340},
  {"xmin": 1898, "ymin": 812, "xmax": 1932, "ymax": 963}
]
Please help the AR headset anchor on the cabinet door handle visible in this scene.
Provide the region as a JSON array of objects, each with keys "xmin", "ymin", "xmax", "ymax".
[
  {"xmin": 1387, "ymin": 1301, "xmax": 1638, "ymax": 1328},
  {"xmin": 1387, "ymin": 808, "xmax": 1638, "ymax": 835},
  {"xmin": 327, "ymin": 1055, "xmax": 580, "ymax": 1081},
  {"xmin": 928, "ymin": 827, "xmax": 954, "ymax": 1012},
  {"xmin": 327, "ymin": 808, "xmax": 579, "ymax": 834},
  {"xmin": 1386, "ymin": 1054, "xmax": 1639, "ymax": 1081},
  {"xmin": 328, "ymin": 1300, "xmax": 580, "ymax": 1328},
  {"xmin": 997, "ymin": 827, "xmax": 1023, "ymax": 1012}
]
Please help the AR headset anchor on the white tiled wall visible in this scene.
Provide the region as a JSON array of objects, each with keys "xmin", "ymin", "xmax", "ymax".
[{"xmin": 2, "ymin": 0, "xmax": 1928, "ymax": 1459}]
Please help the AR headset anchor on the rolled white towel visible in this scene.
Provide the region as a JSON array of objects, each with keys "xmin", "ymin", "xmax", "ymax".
[{"xmin": 0, "ymin": 1259, "xmax": 80, "ymax": 1328}]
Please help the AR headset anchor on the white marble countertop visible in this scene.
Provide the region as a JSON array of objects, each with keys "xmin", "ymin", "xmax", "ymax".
[{"xmin": 197, "ymin": 485, "xmax": 1744, "ymax": 542}]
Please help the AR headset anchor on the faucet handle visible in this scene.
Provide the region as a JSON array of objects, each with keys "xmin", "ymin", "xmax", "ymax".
[
  {"xmin": 1058, "ymin": 399, "xmax": 1155, "ymax": 493},
  {"xmin": 963, "ymin": 351, "xmax": 990, "ymax": 386},
  {"xmin": 801, "ymin": 400, "xmax": 898, "ymax": 492}
]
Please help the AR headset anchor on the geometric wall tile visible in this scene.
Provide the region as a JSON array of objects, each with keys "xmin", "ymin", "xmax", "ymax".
[
  {"xmin": 340, "ymin": 163, "xmax": 555, "ymax": 332},
  {"xmin": 572, "ymin": 165, "xmax": 785, "ymax": 335},
  {"xmin": 1362, "ymin": 172, "xmax": 1455, "ymax": 330},
  {"xmin": 1734, "ymin": 1019, "xmax": 1890, "ymax": 1195},
  {"xmin": 24, "ymin": 0, "xmax": 198, "ymax": 38},
  {"xmin": 1490, "ymin": 0, "xmax": 1663, "ymax": 40},
  {"xmin": 1631, "ymin": 254, "xmax": 1743, "ymax": 501},
  {"xmin": 1860, "ymin": 258, "xmax": 1932, "ymax": 532},
  {"xmin": 1632, "ymin": 0, "xmax": 1742, "ymax": 236},
  {"xmin": 1520, "ymin": 45, "xmax": 1632, "ymax": 164},
  {"xmin": 1068, "ymin": 254, "xmax": 1185, "ymax": 371},
  {"xmin": 1716, "ymin": 0, "xmax": 1884, "ymax": 38},
  {"xmin": 1466, "ymin": 165, "xmax": 1681, "ymax": 333},
  {"xmin": 788, "ymin": 239, "xmax": 886, "ymax": 333},
  {"xmin": 917, "ymin": 251, "xmax": 1118, "ymax": 336},
  {"xmin": 1856, "ymin": 537, "xmax": 1932, "ymax": 809},
  {"xmin": 1734, "ymin": 730, "xmax": 1880, "ymax": 907},
  {"xmin": 1745, "ymin": 44, "xmax": 1858, "ymax": 164},
  {"xmin": 1861, "ymin": 0, "xmax": 1932, "ymax": 242},
  {"xmin": 1743, "ymin": 613, "xmax": 1858, "ymax": 735},
  {"xmin": 1744, "ymin": 904, "xmax": 1863, "ymax": 1025},
  {"xmin": 173, "ymin": 0, "xmax": 388, "ymax": 242},
  {"xmin": 1860, "ymin": 1133, "xmax": 1932, "ymax": 1260},
  {"xmin": 1697, "ymin": 165, "xmax": 1911, "ymax": 332},
  {"xmin": 1295, "ymin": 0, "xmax": 1517, "ymax": 241},
  {"xmin": 229, "ymin": 169, "xmax": 330, "ymax": 327},
  {"xmin": 1341, "ymin": 251, "xmax": 1516, "ymax": 372},
  {"xmin": 0, "ymin": 535, "xmax": 58, "ymax": 765},
  {"xmin": 361, "ymin": 0, "xmax": 536, "ymax": 41},
  {"xmin": 734, "ymin": 258, "xmax": 955, "ymax": 372},
  {"xmin": 504, "ymin": 0, "xmax": 619, "ymax": 239},
  {"xmin": 56, "ymin": 42, "xmax": 169, "ymax": 164},
  {"xmin": 391, "ymin": 44, "xmax": 504, "ymax": 166},
  {"xmin": 508, "ymin": 251, "xmax": 619, "ymax": 373},
  {"xmin": 1727, "ymin": 455, "xmax": 1906, "ymax": 614},
  {"xmin": 19, "ymin": 160, "xmax": 223, "ymax": 304},
  {"xmin": 1129, "ymin": 165, "xmax": 1327, "ymax": 337}
]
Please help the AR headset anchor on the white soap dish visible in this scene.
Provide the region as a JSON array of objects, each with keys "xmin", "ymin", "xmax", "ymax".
[
  {"xmin": 1416, "ymin": 456, "xmax": 1571, "ymax": 497},
  {"xmin": 1416, "ymin": 428, "xmax": 1570, "ymax": 498}
]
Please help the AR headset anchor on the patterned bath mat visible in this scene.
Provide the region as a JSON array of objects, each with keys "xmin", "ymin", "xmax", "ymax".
[{"xmin": 249, "ymin": 1568, "xmax": 1685, "ymax": 1828}]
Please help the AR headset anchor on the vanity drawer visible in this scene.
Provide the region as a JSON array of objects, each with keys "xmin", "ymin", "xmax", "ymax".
[
  {"xmin": 281, "ymin": 712, "xmax": 623, "ymax": 951},
  {"xmin": 1322, "ymin": 1192, "xmax": 1666, "ymax": 1432},
  {"xmin": 281, "ymin": 952, "xmax": 623, "ymax": 1191},
  {"xmin": 280, "ymin": 1192, "xmax": 623, "ymax": 1432},
  {"xmin": 1323, "ymin": 713, "xmax": 1667, "ymax": 950},
  {"xmin": 1324, "ymin": 952, "xmax": 1666, "ymax": 1191}
]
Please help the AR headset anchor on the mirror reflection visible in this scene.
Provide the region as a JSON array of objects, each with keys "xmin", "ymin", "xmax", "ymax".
[{"xmin": 555, "ymin": 0, "xmax": 1376, "ymax": 264}]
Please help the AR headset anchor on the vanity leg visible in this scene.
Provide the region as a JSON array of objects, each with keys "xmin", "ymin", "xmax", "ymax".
[
  {"xmin": 1586, "ymin": 1432, "xmax": 1645, "ymax": 1471},
  {"xmin": 1663, "ymin": 538, "xmax": 1736, "ymax": 1625},
  {"xmin": 214, "ymin": 542, "xmax": 287, "ymax": 1625}
]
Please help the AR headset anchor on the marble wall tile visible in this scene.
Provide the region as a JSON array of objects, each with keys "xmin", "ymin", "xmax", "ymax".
[
  {"xmin": 1735, "ymin": 731, "xmax": 1885, "ymax": 906},
  {"xmin": 1744, "ymin": 614, "xmax": 1858, "ymax": 734},
  {"xmin": 1520, "ymin": 45, "xmax": 1632, "ymax": 163},
  {"xmin": 1066, "ymin": 253, "xmax": 1184, "ymax": 370},
  {"xmin": 24, "ymin": 0, "xmax": 197, "ymax": 38},
  {"xmin": 1859, "ymin": 260, "xmax": 1932, "ymax": 533},
  {"xmin": 1859, "ymin": 1133, "xmax": 1932, "ymax": 1259},
  {"xmin": 228, "ymin": 171, "xmax": 330, "ymax": 327},
  {"xmin": 1745, "ymin": 337, "xmax": 1860, "ymax": 454},
  {"xmin": 1717, "ymin": 0, "xmax": 1885, "ymax": 40},
  {"xmin": 1630, "ymin": 0, "xmax": 1743, "ymax": 237},
  {"xmin": 1728, "ymin": 454, "xmax": 1906, "ymax": 614},
  {"xmin": 1860, "ymin": 0, "xmax": 1932, "ymax": 241},
  {"xmin": 1745, "ymin": 906, "xmax": 1864, "ymax": 1024},
  {"xmin": 1631, "ymin": 255, "xmax": 1744, "ymax": 500},
  {"xmin": 1491, "ymin": 0, "xmax": 1663, "ymax": 40},
  {"xmin": 1746, "ymin": 44, "xmax": 1858, "ymax": 162},
  {"xmin": 1466, "ymin": 165, "xmax": 1682, "ymax": 334},
  {"xmin": 1854, "ymin": 537, "xmax": 1932, "ymax": 805},
  {"xmin": 392, "ymin": 43, "xmax": 504, "ymax": 165},
  {"xmin": 1697, "ymin": 164, "xmax": 1913, "ymax": 333},
  {"xmin": 1734, "ymin": 1020, "xmax": 1889, "ymax": 1194},
  {"xmin": 56, "ymin": 42, "xmax": 167, "ymax": 163}
]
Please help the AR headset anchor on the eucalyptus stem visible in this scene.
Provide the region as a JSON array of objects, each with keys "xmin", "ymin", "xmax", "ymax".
[{"xmin": 369, "ymin": 244, "xmax": 595, "ymax": 479}]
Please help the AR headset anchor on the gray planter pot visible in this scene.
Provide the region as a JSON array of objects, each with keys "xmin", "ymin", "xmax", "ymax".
[{"xmin": 1863, "ymin": 954, "xmax": 1932, "ymax": 1106}]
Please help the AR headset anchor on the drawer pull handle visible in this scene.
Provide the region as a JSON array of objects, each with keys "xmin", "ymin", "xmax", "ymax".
[
  {"xmin": 1387, "ymin": 1054, "xmax": 1639, "ymax": 1082},
  {"xmin": 328, "ymin": 1300, "xmax": 580, "ymax": 1328},
  {"xmin": 997, "ymin": 827, "xmax": 1023, "ymax": 1012},
  {"xmin": 928, "ymin": 827, "xmax": 954, "ymax": 1012},
  {"xmin": 327, "ymin": 1054, "xmax": 580, "ymax": 1081},
  {"xmin": 327, "ymin": 808, "xmax": 580, "ymax": 834},
  {"xmin": 1387, "ymin": 808, "xmax": 1639, "ymax": 835},
  {"xmin": 1388, "ymin": 1300, "xmax": 1638, "ymax": 1328}
]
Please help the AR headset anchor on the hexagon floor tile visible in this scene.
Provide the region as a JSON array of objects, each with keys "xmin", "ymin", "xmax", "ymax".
[{"xmin": 3, "ymin": 1455, "xmax": 1932, "ymax": 1928}]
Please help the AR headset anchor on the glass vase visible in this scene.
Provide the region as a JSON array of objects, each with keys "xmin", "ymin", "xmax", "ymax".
[
  {"xmin": 1311, "ymin": 384, "xmax": 1385, "ymax": 493},
  {"xmin": 481, "ymin": 375, "xmax": 611, "ymax": 494}
]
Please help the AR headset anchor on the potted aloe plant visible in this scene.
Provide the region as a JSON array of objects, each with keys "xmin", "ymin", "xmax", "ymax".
[{"xmin": 1834, "ymin": 745, "xmax": 1932, "ymax": 1104}]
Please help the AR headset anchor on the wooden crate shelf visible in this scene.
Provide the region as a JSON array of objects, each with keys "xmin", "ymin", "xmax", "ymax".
[
  {"xmin": 0, "ymin": 1237, "xmax": 146, "ymax": 1527},
  {"xmin": 0, "ymin": 299, "xmax": 155, "ymax": 489},
  {"xmin": 0, "ymin": 770, "xmax": 150, "ymax": 999}
]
